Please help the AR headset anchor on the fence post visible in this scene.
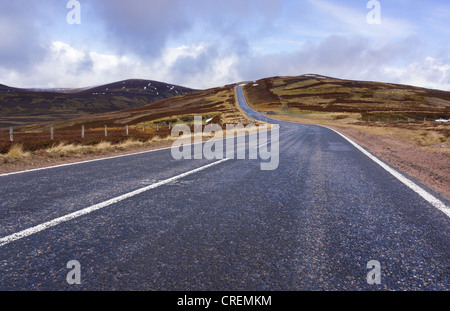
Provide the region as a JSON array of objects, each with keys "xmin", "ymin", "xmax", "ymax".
[
  {"xmin": 156, "ymin": 123, "xmax": 159, "ymax": 132},
  {"xmin": 105, "ymin": 125, "xmax": 108, "ymax": 137},
  {"xmin": 50, "ymin": 126, "xmax": 54, "ymax": 140},
  {"xmin": 126, "ymin": 124, "xmax": 129, "ymax": 136},
  {"xmin": 9, "ymin": 127, "xmax": 13, "ymax": 142},
  {"xmin": 82, "ymin": 125, "xmax": 85, "ymax": 139}
]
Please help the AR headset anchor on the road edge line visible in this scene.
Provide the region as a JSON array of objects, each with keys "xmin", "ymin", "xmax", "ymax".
[{"xmin": 324, "ymin": 126, "xmax": 450, "ymax": 218}]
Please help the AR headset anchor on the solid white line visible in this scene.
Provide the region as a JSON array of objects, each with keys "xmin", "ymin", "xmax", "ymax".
[
  {"xmin": 0, "ymin": 145, "xmax": 175, "ymax": 178},
  {"xmin": 326, "ymin": 127, "xmax": 450, "ymax": 218},
  {"xmin": 235, "ymin": 86, "xmax": 450, "ymax": 218},
  {"xmin": 0, "ymin": 129, "xmax": 272, "ymax": 178},
  {"xmin": 0, "ymin": 158, "xmax": 230, "ymax": 247}
]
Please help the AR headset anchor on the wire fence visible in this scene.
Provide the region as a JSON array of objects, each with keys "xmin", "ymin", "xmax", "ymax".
[
  {"xmin": 0, "ymin": 124, "xmax": 174, "ymax": 141},
  {"xmin": 0, "ymin": 124, "xmax": 175, "ymax": 153},
  {"xmin": 358, "ymin": 117, "xmax": 450, "ymax": 123}
]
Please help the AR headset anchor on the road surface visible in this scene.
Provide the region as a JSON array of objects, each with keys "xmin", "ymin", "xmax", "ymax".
[{"xmin": 0, "ymin": 85, "xmax": 448, "ymax": 291}]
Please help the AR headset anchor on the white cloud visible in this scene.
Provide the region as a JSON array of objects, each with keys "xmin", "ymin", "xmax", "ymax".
[
  {"xmin": 382, "ymin": 57, "xmax": 450, "ymax": 90},
  {"xmin": 307, "ymin": 0, "xmax": 417, "ymax": 39},
  {"xmin": 1, "ymin": 41, "xmax": 240, "ymax": 89}
]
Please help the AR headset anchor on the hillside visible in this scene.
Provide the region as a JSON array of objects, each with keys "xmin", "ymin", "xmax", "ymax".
[
  {"xmin": 242, "ymin": 75, "xmax": 450, "ymax": 198},
  {"xmin": 0, "ymin": 79, "xmax": 196, "ymax": 129},
  {"xmin": 1, "ymin": 75, "xmax": 449, "ymax": 198},
  {"xmin": 20, "ymin": 84, "xmax": 251, "ymax": 132},
  {"xmin": 0, "ymin": 84, "xmax": 256, "ymax": 153},
  {"xmin": 243, "ymin": 75, "xmax": 450, "ymax": 121}
]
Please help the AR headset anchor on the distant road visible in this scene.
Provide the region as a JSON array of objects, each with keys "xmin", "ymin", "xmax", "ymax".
[{"xmin": 0, "ymin": 85, "xmax": 448, "ymax": 290}]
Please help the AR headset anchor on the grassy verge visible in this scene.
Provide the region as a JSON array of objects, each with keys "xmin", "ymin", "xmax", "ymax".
[{"xmin": 0, "ymin": 122, "xmax": 272, "ymax": 172}]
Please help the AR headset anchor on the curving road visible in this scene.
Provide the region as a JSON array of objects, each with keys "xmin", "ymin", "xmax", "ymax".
[{"xmin": 0, "ymin": 85, "xmax": 448, "ymax": 291}]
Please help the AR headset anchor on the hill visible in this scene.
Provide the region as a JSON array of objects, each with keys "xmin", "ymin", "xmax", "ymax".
[
  {"xmin": 243, "ymin": 75, "xmax": 450, "ymax": 121},
  {"xmin": 0, "ymin": 79, "xmax": 196, "ymax": 129},
  {"xmin": 242, "ymin": 75, "xmax": 450, "ymax": 198},
  {"xmin": 0, "ymin": 83, "xmax": 256, "ymax": 153},
  {"xmin": 19, "ymin": 83, "xmax": 253, "ymax": 133}
]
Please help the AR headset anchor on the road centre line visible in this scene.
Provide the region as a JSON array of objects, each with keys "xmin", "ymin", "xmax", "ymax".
[{"xmin": 0, "ymin": 158, "xmax": 230, "ymax": 247}]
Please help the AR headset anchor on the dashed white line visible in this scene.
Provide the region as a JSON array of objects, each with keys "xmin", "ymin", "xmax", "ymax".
[{"xmin": 0, "ymin": 158, "xmax": 230, "ymax": 247}]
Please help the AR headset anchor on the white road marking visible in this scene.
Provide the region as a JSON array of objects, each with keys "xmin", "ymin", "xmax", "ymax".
[
  {"xmin": 236, "ymin": 86, "xmax": 449, "ymax": 218},
  {"xmin": 0, "ymin": 158, "xmax": 230, "ymax": 247},
  {"xmin": 0, "ymin": 145, "xmax": 175, "ymax": 178},
  {"xmin": 0, "ymin": 128, "xmax": 272, "ymax": 178},
  {"xmin": 326, "ymin": 127, "xmax": 450, "ymax": 218}
]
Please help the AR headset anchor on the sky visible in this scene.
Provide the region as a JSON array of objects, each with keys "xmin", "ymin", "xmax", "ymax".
[{"xmin": 0, "ymin": 0, "xmax": 449, "ymax": 90}]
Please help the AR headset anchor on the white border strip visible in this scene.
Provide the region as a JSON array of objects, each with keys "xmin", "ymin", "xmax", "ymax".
[
  {"xmin": 0, "ymin": 158, "xmax": 230, "ymax": 247},
  {"xmin": 326, "ymin": 127, "xmax": 450, "ymax": 218},
  {"xmin": 236, "ymin": 85, "xmax": 450, "ymax": 218},
  {"xmin": 0, "ymin": 128, "xmax": 273, "ymax": 178},
  {"xmin": 0, "ymin": 144, "xmax": 175, "ymax": 178}
]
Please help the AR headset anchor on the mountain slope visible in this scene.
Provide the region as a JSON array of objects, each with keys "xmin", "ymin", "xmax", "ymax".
[
  {"xmin": 0, "ymin": 79, "xmax": 196, "ymax": 128},
  {"xmin": 244, "ymin": 75, "xmax": 450, "ymax": 120},
  {"xmin": 20, "ymin": 84, "xmax": 250, "ymax": 133}
]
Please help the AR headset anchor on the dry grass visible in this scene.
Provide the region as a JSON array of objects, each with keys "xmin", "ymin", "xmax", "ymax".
[
  {"xmin": 45, "ymin": 137, "xmax": 174, "ymax": 158},
  {"xmin": 46, "ymin": 142, "xmax": 92, "ymax": 157},
  {"xmin": 7, "ymin": 144, "xmax": 30, "ymax": 158},
  {"xmin": 116, "ymin": 138, "xmax": 145, "ymax": 150},
  {"xmin": 0, "ymin": 144, "xmax": 31, "ymax": 163},
  {"xmin": 46, "ymin": 140, "xmax": 119, "ymax": 157},
  {"xmin": 270, "ymin": 111, "xmax": 449, "ymax": 148},
  {"xmin": 94, "ymin": 141, "xmax": 113, "ymax": 152}
]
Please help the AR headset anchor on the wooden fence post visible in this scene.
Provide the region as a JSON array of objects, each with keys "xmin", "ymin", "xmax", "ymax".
[
  {"xmin": 82, "ymin": 125, "xmax": 85, "ymax": 139},
  {"xmin": 9, "ymin": 127, "xmax": 13, "ymax": 142},
  {"xmin": 126, "ymin": 124, "xmax": 129, "ymax": 136},
  {"xmin": 105, "ymin": 125, "xmax": 108, "ymax": 137},
  {"xmin": 50, "ymin": 126, "xmax": 54, "ymax": 140}
]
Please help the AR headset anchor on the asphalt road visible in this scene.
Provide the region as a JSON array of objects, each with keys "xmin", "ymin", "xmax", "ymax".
[{"xmin": 0, "ymin": 85, "xmax": 448, "ymax": 291}]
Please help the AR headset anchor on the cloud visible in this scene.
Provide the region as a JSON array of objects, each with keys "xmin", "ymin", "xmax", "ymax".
[
  {"xmin": 382, "ymin": 57, "xmax": 450, "ymax": 90},
  {"xmin": 0, "ymin": 0, "xmax": 449, "ymax": 92},
  {"xmin": 164, "ymin": 42, "xmax": 241, "ymax": 88},
  {"xmin": 2, "ymin": 40, "xmax": 239, "ymax": 89},
  {"xmin": 237, "ymin": 34, "xmax": 450, "ymax": 91},
  {"xmin": 89, "ymin": 0, "xmax": 281, "ymax": 59},
  {"xmin": 307, "ymin": 0, "xmax": 417, "ymax": 39},
  {"xmin": 0, "ymin": 1, "xmax": 48, "ymax": 71},
  {"xmin": 93, "ymin": 0, "xmax": 192, "ymax": 57}
]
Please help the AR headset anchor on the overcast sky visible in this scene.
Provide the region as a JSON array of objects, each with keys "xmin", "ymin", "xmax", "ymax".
[{"xmin": 0, "ymin": 0, "xmax": 449, "ymax": 90}]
